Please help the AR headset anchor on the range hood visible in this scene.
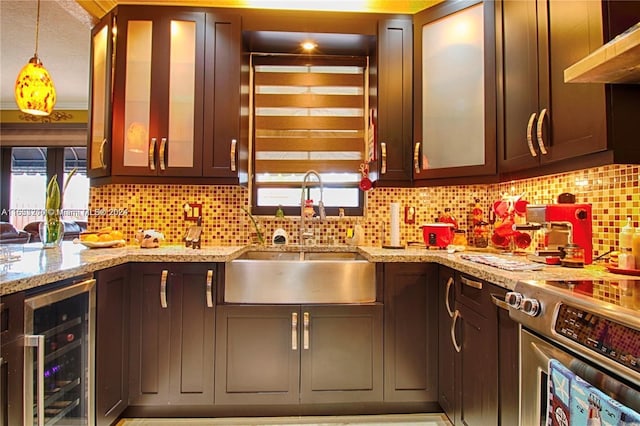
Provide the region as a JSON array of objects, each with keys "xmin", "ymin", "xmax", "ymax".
[{"xmin": 564, "ymin": 22, "xmax": 640, "ymax": 84}]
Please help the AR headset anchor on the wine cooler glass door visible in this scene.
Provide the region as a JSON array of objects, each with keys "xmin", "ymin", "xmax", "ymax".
[{"xmin": 24, "ymin": 278, "xmax": 95, "ymax": 426}]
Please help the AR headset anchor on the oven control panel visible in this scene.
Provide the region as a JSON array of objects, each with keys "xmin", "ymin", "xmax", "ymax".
[{"xmin": 555, "ymin": 304, "xmax": 640, "ymax": 374}]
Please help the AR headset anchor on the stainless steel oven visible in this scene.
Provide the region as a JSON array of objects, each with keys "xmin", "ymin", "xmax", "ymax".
[
  {"xmin": 505, "ymin": 279, "xmax": 640, "ymax": 425},
  {"xmin": 24, "ymin": 276, "xmax": 95, "ymax": 426}
]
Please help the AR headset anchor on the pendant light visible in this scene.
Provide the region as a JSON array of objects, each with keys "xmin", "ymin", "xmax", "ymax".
[{"xmin": 14, "ymin": 0, "xmax": 57, "ymax": 116}]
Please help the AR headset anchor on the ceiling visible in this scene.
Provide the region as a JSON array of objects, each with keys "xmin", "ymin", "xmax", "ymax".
[{"xmin": 1, "ymin": 0, "xmax": 435, "ymax": 112}]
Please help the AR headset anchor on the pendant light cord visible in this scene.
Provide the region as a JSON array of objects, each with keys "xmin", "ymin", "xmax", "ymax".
[{"xmin": 34, "ymin": 0, "xmax": 41, "ymax": 57}]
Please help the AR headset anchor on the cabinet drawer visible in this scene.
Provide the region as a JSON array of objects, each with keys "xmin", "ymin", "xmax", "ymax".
[{"xmin": 455, "ymin": 273, "xmax": 492, "ymax": 318}]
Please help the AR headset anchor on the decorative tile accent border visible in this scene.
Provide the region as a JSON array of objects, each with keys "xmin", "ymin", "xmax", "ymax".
[{"xmin": 89, "ymin": 164, "xmax": 640, "ymax": 258}]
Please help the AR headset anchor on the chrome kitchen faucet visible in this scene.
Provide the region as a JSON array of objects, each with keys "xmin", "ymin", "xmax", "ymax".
[{"xmin": 300, "ymin": 170, "xmax": 326, "ymax": 245}]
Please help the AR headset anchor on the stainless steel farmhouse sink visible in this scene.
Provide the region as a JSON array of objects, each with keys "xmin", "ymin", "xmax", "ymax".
[{"xmin": 224, "ymin": 251, "xmax": 375, "ymax": 304}]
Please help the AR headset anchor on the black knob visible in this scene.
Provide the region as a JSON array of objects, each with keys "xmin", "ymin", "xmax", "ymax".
[
  {"xmin": 576, "ymin": 209, "xmax": 588, "ymax": 220},
  {"xmin": 505, "ymin": 292, "xmax": 523, "ymax": 309},
  {"xmin": 521, "ymin": 298, "xmax": 541, "ymax": 317}
]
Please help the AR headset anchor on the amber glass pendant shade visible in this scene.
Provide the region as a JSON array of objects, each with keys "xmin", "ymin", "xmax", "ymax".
[
  {"xmin": 15, "ymin": 55, "xmax": 57, "ymax": 116},
  {"xmin": 14, "ymin": 0, "xmax": 57, "ymax": 116}
]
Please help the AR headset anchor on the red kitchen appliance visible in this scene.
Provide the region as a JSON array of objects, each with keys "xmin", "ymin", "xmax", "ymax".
[
  {"xmin": 545, "ymin": 203, "xmax": 593, "ymax": 264},
  {"xmin": 420, "ymin": 223, "xmax": 455, "ymax": 248}
]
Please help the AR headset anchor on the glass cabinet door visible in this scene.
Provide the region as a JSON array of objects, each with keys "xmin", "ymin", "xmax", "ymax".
[
  {"xmin": 413, "ymin": 0, "xmax": 496, "ymax": 180},
  {"xmin": 113, "ymin": 9, "xmax": 203, "ymax": 176},
  {"xmin": 87, "ymin": 15, "xmax": 114, "ymax": 178},
  {"xmin": 122, "ymin": 19, "xmax": 153, "ymax": 169}
]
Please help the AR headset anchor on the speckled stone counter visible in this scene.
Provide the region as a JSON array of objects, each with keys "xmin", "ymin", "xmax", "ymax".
[{"xmin": 0, "ymin": 242, "xmax": 630, "ymax": 296}]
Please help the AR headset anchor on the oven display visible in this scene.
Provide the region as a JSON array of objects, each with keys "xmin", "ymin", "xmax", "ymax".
[{"xmin": 555, "ymin": 304, "xmax": 640, "ymax": 374}]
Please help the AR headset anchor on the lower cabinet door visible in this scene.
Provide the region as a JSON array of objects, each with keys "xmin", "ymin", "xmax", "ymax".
[
  {"xmin": 215, "ymin": 305, "xmax": 300, "ymax": 405},
  {"xmin": 457, "ymin": 303, "xmax": 498, "ymax": 426},
  {"xmin": 438, "ymin": 267, "xmax": 458, "ymax": 422},
  {"xmin": 96, "ymin": 265, "xmax": 129, "ymax": 425},
  {"xmin": 300, "ymin": 304, "xmax": 383, "ymax": 404},
  {"xmin": 215, "ymin": 304, "xmax": 384, "ymax": 406}
]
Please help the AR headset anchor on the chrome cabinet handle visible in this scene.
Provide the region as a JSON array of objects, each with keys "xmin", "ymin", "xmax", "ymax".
[
  {"xmin": 414, "ymin": 142, "xmax": 421, "ymax": 174},
  {"xmin": 159, "ymin": 137, "xmax": 167, "ymax": 170},
  {"xmin": 380, "ymin": 142, "xmax": 387, "ymax": 174},
  {"xmin": 206, "ymin": 270, "xmax": 213, "ymax": 308},
  {"xmin": 160, "ymin": 270, "xmax": 168, "ymax": 308},
  {"xmin": 230, "ymin": 139, "xmax": 237, "ymax": 172},
  {"xmin": 99, "ymin": 138, "xmax": 107, "ymax": 169},
  {"xmin": 450, "ymin": 310, "xmax": 462, "ymax": 353},
  {"xmin": 491, "ymin": 293, "xmax": 509, "ymax": 311},
  {"xmin": 536, "ymin": 108, "xmax": 549, "ymax": 155},
  {"xmin": 25, "ymin": 334, "xmax": 45, "ymax": 426},
  {"xmin": 149, "ymin": 137, "xmax": 157, "ymax": 170},
  {"xmin": 526, "ymin": 112, "xmax": 538, "ymax": 157},
  {"xmin": 291, "ymin": 312, "xmax": 298, "ymax": 350},
  {"xmin": 461, "ymin": 276, "xmax": 483, "ymax": 290},
  {"xmin": 303, "ymin": 312, "xmax": 310, "ymax": 350},
  {"xmin": 444, "ymin": 276, "xmax": 455, "ymax": 318}
]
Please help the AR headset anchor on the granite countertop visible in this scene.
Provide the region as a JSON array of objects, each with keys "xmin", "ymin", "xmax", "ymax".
[{"xmin": 0, "ymin": 242, "xmax": 630, "ymax": 296}]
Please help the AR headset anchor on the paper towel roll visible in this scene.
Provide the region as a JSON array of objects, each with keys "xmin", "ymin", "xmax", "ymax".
[{"xmin": 390, "ymin": 203, "xmax": 400, "ymax": 247}]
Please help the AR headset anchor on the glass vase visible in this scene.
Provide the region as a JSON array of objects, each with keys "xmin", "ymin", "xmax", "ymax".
[{"xmin": 39, "ymin": 218, "xmax": 64, "ymax": 248}]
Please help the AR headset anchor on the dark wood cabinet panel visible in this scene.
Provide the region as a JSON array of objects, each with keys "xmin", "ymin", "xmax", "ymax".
[
  {"xmin": 300, "ymin": 304, "xmax": 383, "ymax": 404},
  {"xmin": 96, "ymin": 265, "xmax": 130, "ymax": 426},
  {"xmin": 376, "ymin": 18, "xmax": 413, "ymax": 186},
  {"xmin": 437, "ymin": 267, "xmax": 458, "ymax": 423},
  {"xmin": 456, "ymin": 303, "xmax": 498, "ymax": 426},
  {"xmin": 215, "ymin": 305, "xmax": 299, "ymax": 405},
  {"xmin": 129, "ymin": 263, "xmax": 215, "ymax": 406},
  {"xmin": 413, "ymin": 0, "xmax": 497, "ymax": 182},
  {"xmin": 498, "ymin": 0, "xmax": 640, "ymax": 175},
  {"xmin": 202, "ymin": 13, "xmax": 242, "ymax": 180},
  {"xmin": 90, "ymin": 6, "xmax": 242, "ymax": 182},
  {"xmin": 383, "ymin": 263, "xmax": 438, "ymax": 402},
  {"xmin": 216, "ymin": 303, "xmax": 383, "ymax": 405},
  {"xmin": 0, "ymin": 292, "xmax": 24, "ymax": 426}
]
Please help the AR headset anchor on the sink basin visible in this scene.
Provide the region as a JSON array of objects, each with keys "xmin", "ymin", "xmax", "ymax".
[
  {"xmin": 224, "ymin": 250, "xmax": 375, "ymax": 304},
  {"xmin": 236, "ymin": 251, "xmax": 366, "ymax": 261}
]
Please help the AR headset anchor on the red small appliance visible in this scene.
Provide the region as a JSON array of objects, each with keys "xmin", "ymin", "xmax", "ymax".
[
  {"xmin": 545, "ymin": 204, "xmax": 593, "ymax": 264},
  {"xmin": 420, "ymin": 223, "xmax": 455, "ymax": 248}
]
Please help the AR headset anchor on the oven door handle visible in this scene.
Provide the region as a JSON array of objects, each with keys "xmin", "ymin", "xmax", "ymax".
[{"xmin": 529, "ymin": 336, "xmax": 575, "ymax": 368}]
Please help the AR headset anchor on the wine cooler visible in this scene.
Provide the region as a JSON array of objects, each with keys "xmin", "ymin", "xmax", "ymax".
[{"xmin": 24, "ymin": 277, "xmax": 95, "ymax": 426}]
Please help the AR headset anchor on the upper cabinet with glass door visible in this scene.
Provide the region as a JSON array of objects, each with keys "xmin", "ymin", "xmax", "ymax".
[
  {"xmin": 87, "ymin": 13, "xmax": 114, "ymax": 178},
  {"xmin": 413, "ymin": 1, "xmax": 496, "ymax": 183},
  {"xmin": 88, "ymin": 6, "xmax": 243, "ymax": 182},
  {"xmin": 111, "ymin": 7, "xmax": 205, "ymax": 177}
]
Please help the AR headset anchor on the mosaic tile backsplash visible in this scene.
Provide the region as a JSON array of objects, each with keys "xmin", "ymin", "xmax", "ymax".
[{"xmin": 89, "ymin": 164, "xmax": 640, "ymax": 258}]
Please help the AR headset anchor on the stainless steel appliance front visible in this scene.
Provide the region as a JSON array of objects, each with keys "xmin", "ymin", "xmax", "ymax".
[
  {"xmin": 507, "ymin": 279, "xmax": 640, "ymax": 425},
  {"xmin": 24, "ymin": 277, "xmax": 96, "ymax": 426}
]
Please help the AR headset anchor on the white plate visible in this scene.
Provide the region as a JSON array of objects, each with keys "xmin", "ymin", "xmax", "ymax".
[{"xmin": 73, "ymin": 238, "xmax": 126, "ymax": 249}]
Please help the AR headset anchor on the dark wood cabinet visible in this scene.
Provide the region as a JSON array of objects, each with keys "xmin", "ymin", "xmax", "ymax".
[
  {"xmin": 95, "ymin": 265, "xmax": 130, "ymax": 426},
  {"xmin": 129, "ymin": 263, "xmax": 216, "ymax": 406},
  {"xmin": 0, "ymin": 292, "xmax": 24, "ymax": 426},
  {"xmin": 383, "ymin": 263, "xmax": 438, "ymax": 402},
  {"xmin": 497, "ymin": 0, "xmax": 640, "ymax": 175},
  {"xmin": 437, "ymin": 266, "xmax": 457, "ymax": 422},
  {"xmin": 90, "ymin": 6, "xmax": 243, "ymax": 182},
  {"xmin": 376, "ymin": 18, "xmax": 413, "ymax": 186},
  {"xmin": 215, "ymin": 303, "xmax": 383, "ymax": 405},
  {"xmin": 439, "ymin": 269, "xmax": 518, "ymax": 426},
  {"xmin": 413, "ymin": 0, "xmax": 497, "ymax": 183},
  {"xmin": 202, "ymin": 13, "xmax": 242, "ymax": 179}
]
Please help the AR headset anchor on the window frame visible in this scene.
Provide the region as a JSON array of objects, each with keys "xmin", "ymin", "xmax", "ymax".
[{"xmin": 249, "ymin": 54, "xmax": 368, "ymax": 217}]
